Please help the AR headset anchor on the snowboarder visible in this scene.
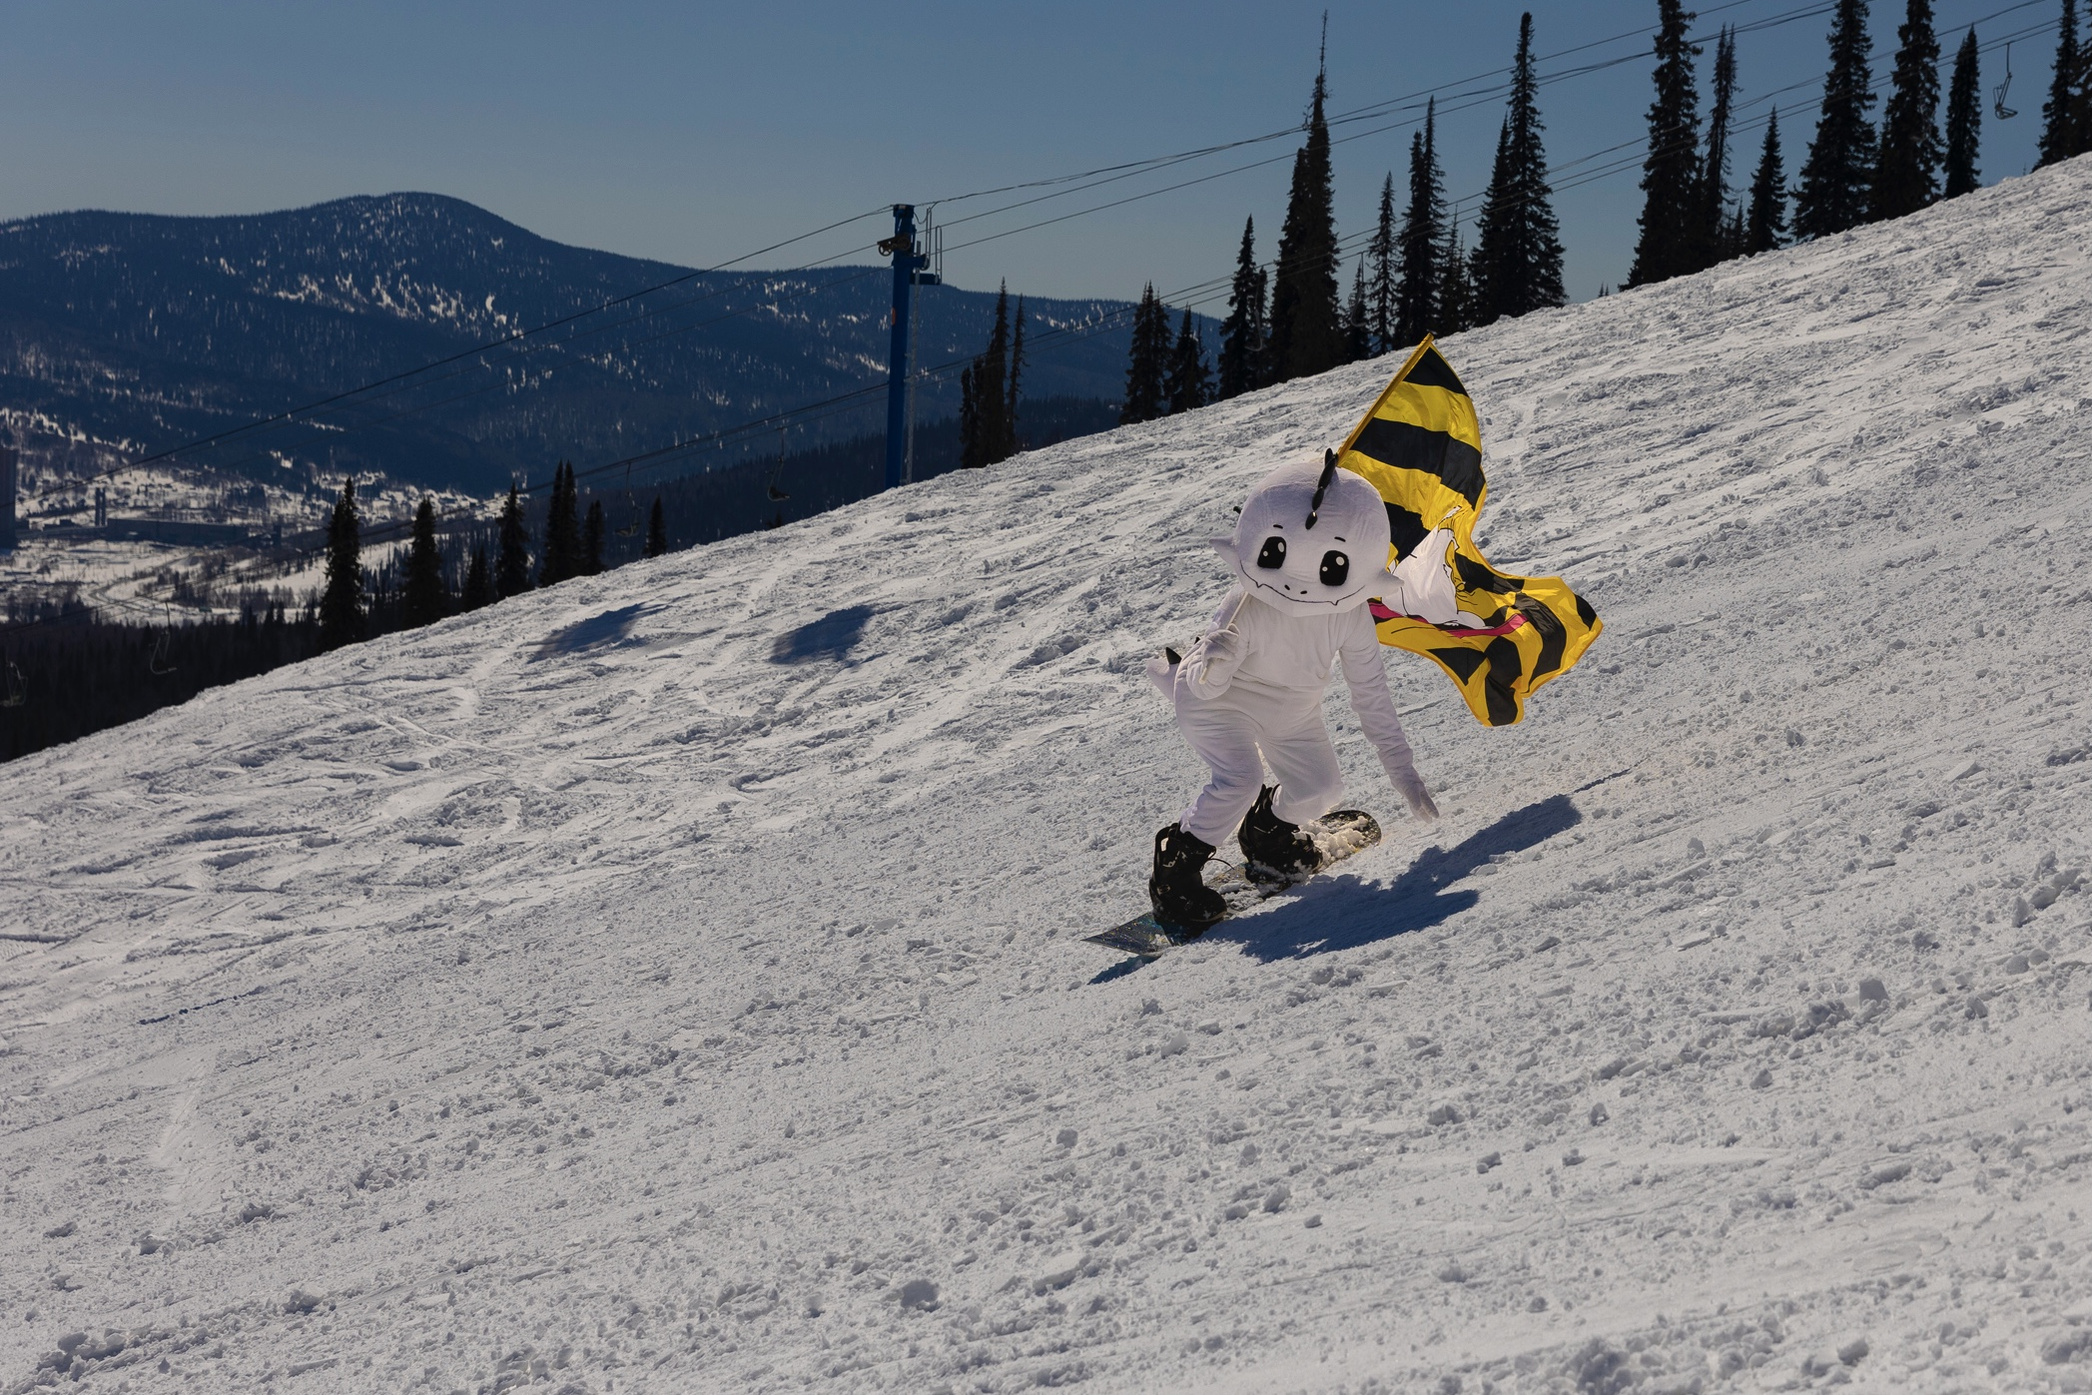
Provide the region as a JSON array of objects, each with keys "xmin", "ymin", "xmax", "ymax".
[{"xmin": 1145, "ymin": 454, "xmax": 1439, "ymax": 927}]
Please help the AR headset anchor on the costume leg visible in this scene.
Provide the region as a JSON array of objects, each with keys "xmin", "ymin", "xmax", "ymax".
[
  {"xmin": 1172, "ymin": 688, "xmax": 1268, "ymax": 848},
  {"xmin": 1259, "ymin": 697, "xmax": 1346, "ymax": 827}
]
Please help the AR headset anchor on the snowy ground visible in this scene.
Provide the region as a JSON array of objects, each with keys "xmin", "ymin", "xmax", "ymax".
[{"xmin": 3, "ymin": 157, "xmax": 2091, "ymax": 1395}]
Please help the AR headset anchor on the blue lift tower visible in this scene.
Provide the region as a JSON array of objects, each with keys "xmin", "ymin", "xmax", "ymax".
[{"xmin": 879, "ymin": 205, "xmax": 936, "ymax": 491}]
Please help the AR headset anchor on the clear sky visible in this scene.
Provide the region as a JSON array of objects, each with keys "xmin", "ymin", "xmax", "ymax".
[{"xmin": 0, "ymin": 1, "xmax": 2067, "ymax": 313}]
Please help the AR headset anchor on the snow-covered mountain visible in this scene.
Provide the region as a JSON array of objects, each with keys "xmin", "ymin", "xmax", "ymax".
[
  {"xmin": 2, "ymin": 158, "xmax": 2090, "ymax": 1394},
  {"xmin": 0, "ymin": 193, "xmax": 1151, "ymax": 500}
]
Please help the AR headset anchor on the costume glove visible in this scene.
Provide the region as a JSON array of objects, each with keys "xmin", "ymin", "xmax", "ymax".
[{"xmin": 1390, "ymin": 764, "xmax": 1439, "ymax": 823}]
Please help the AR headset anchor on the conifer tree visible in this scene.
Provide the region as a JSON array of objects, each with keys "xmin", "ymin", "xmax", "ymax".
[
  {"xmin": 461, "ymin": 543, "xmax": 493, "ymax": 610},
  {"xmin": 1394, "ymin": 99, "xmax": 1446, "ymax": 348},
  {"xmin": 1944, "ymin": 28, "xmax": 1983, "ymax": 197},
  {"xmin": 1437, "ymin": 215, "xmax": 1473, "ymax": 335},
  {"xmin": 1366, "ymin": 173, "xmax": 1398, "ymax": 354},
  {"xmin": 2039, "ymin": 0, "xmax": 2081, "ymax": 165},
  {"xmin": 1216, "ymin": 219, "xmax": 1269, "ymax": 399},
  {"xmin": 402, "ymin": 496, "xmax": 446, "ymax": 629},
  {"xmin": 495, "ymin": 482, "xmax": 532, "ymax": 599},
  {"xmin": 581, "ymin": 500, "xmax": 605, "ymax": 576},
  {"xmin": 1695, "ymin": 27, "xmax": 1741, "ymax": 269},
  {"xmin": 1874, "ymin": 0, "xmax": 1944, "ymax": 220},
  {"xmin": 539, "ymin": 463, "xmax": 581, "ymax": 586},
  {"xmin": 1119, "ymin": 284, "xmax": 1170, "ymax": 425},
  {"xmin": 1267, "ymin": 59, "xmax": 1344, "ymax": 381},
  {"xmin": 644, "ymin": 497, "xmax": 668, "ymax": 558},
  {"xmin": 1165, "ymin": 309, "xmax": 1212, "ymax": 414},
  {"xmin": 318, "ymin": 478, "xmax": 365, "ymax": 651},
  {"xmin": 1629, "ymin": 0, "xmax": 1705, "ymax": 288},
  {"xmin": 1795, "ymin": 0, "xmax": 1879, "ymax": 238},
  {"xmin": 1472, "ymin": 14, "xmax": 1567, "ymax": 324},
  {"xmin": 960, "ymin": 284, "xmax": 1013, "ymax": 467},
  {"xmin": 1343, "ymin": 262, "xmax": 1372, "ymax": 361},
  {"xmin": 1746, "ymin": 110, "xmax": 1790, "ymax": 252},
  {"xmin": 1005, "ymin": 295, "xmax": 1026, "ymax": 456}
]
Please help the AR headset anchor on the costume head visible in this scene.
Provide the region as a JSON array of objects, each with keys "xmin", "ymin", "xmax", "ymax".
[{"xmin": 1213, "ymin": 454, "xmax": 1395, "ymax": 616}]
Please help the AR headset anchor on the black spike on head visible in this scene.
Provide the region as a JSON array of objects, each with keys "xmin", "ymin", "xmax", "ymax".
[{"xmin": 1305, "ymin": 448, "xmax": 1339, "ymax": 529}]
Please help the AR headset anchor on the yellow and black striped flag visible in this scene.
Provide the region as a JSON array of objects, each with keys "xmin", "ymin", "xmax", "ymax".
[{"xmin": 1337, "ymin": 336, "xmax": 1601, "ymax": 726}]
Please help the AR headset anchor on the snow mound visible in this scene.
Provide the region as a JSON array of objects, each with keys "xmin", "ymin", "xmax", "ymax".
[{"xmin": 5, "ymin": 157, "xmax": 2092, "ymax": 1393}]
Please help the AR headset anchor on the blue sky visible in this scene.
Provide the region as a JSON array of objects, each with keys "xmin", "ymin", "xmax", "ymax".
[{"xmin": 0, "ymin": 1, "xmax": 2066, "ymax": 312}]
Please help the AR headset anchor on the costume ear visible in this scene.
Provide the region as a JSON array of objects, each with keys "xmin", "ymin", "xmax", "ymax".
[{"xmin": 1210, "ymin": 537, "xmax": 1240, "ymax": 568}]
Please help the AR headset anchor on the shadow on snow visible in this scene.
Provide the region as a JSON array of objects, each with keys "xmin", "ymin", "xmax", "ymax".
[{"xmin": 1086, "ymin": 794, "xmax": 1583, "ymax": 984}]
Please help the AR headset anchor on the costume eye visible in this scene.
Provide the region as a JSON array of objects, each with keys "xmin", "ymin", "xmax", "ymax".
[
  {"xmin": 1319, "ymin": 550, "xmax": 1350, "ymax": 586},
  {"xmin": 1256, "ymin": 537, "xmax": 1287, "ymax": 569}
]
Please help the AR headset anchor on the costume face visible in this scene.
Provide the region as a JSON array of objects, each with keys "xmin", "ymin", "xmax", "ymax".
[{"xmin": 1213, "ymin": 460, "xmax": 1395, "ymax": 616}]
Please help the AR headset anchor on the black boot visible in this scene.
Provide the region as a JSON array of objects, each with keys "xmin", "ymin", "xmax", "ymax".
[
  {"xmin": 1149, "ymin": 824, "xmax": 1227, "ymax": 929},
  {"xmin": 1238, "ymin": 786, "xmax": 1321, "ymax": 880}
]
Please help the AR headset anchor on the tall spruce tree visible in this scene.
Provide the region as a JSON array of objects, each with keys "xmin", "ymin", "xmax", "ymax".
[
  {"xmin": 318, "ymin": 478, "xmax": 365, "ymax": 651},
  {"xmin": 1472, "ymin": 14, "xmax": 1567, "ymax": 324},
  {"xmin": 581, "ymin": 500, "xmax": 605, "ymax": 576},
  {"xmin": 1694, "ymin": 27, "xmax": 1741, "ymax": 269},
  {"xmin": 1795, "ymin": 0, "xmax": 1880, "ymax": 238},
  {"xmin": 2039, "ymin": 0, "xmax": 2081, "ymax": 164},
  {"xmin": 1874, "ymin": 0, "xmax": 1944, "ymax": 219},
  {"xmin": 402, "ymin": 496, "xmax": 446, "ymax": 629},
  {"xmin": 1165, "ymin": 309, "xmax": 1212, "ymax": 414},
  {"xmin": 461, "ymin": 543, "xmax": 492, "ymax": 610},
  {"xmin": 495, "ymin": 482, "xmax": 532, "ymax": 598},
  {"xmin": 959, "ymin": 285, "xmax": 1014, "ymax": 468},
  {"xmin": 1216, "ymin": 218, "xmax": 1269, "ymax": 399},
  {"xmin": 1437, "ymin": 215, "xmax": 1474, "ymax": 334},
  {"xmin": 539, "ymin": 463, "xmax": 581, "ymax": 587},
  {"xmin": 1005, "ymin": 295, "xmax": 1026, "ymax": 456},
  {"xmin": 1394, "ymin": 99, "xmax": 1446, "ymax": 348},
  {"xmin": 1628, "ymin": 0, "xmax": 1705, "ymax": 288},
  {"xmin": 1746, "ymin": 110, "xmax": 1790, "ymax": 252},
  {"xmin": 1343, "ymin": 262, "xmax": 1372, "ymax": 361},
  {"xmin": 1119, "ymin": 284, "xmax": 1170, "ymax": 425},
  {"xmin": 1366, "ymin": 173, "xmax": 1398, "ymax": 354},
  {"xmin": 1267, "ymin": 59, "xmax": 1344, "ymax": 381},
  {"xmin": 1944, "ymin": 27, "xmax": 1983, "ymax": 196},
  {"xmin": 644, "ymin": 496, "xmax": 668, "ymax": 558}
]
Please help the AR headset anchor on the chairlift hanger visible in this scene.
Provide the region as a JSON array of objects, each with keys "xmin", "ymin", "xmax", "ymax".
[
  {"xmin": 766, "ymin": 429, "xmax": 791, "ymax": 503},
  {"xmin": 149, "ymin": 603, "xmax": 178, "ymax": 676},
  {"xmin": 1994, "ymin": 42, "xmax": 2018, "ymax": 120},
  {"xmin": 614, "ymin": 461, "xmax": 642, "ymax": 537}
]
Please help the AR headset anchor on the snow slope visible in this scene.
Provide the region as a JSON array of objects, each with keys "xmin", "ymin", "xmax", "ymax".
[{"xmin": 3, "ymin": 158, "xmax": 2091, "ymax": 1395}]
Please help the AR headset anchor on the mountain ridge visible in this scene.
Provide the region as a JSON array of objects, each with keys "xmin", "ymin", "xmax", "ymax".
[{"xmin": 0, "ymin": 192, "xmax": 1163, "ymax": 499}]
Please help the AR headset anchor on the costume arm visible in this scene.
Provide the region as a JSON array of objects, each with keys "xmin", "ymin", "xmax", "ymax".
[
  {"xmin": 1178, "ymin": 586, "xmax": 1248, "ymax": 699},
  {"xmin": 1337, "ymin": 609, "xmax": 1415, "ymax": 777}
]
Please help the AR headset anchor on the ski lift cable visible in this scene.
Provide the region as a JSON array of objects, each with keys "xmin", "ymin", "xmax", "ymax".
[{"xmin": 925, "ymin": 0, "xmax": 1806, "ymax": 211}]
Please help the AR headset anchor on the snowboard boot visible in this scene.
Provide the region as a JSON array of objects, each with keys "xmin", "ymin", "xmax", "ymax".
[
  {"xmin": 1149, "ymin": 824, "xmax": 1227, "ymax": 929},
  {"xmin": 1238, "ymin": 785, "xmax": 1322, "ymax": 882}
]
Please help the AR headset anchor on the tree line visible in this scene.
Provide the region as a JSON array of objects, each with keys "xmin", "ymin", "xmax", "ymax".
[{"xmin": 1102, "ymin": 0, "xmax": 2091, "ymax": 423}]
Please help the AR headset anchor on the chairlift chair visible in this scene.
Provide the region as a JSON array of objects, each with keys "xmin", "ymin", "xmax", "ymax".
[
  {"xmin": 1, "ymin": 659, "xmax": 24, "ymax": 709},
  {"xmin": 614, "ymin": 463, "xmax": 643, "ymax": 538},
  {"xmin": 1994, "ymin": 43, "xmax": 2018, "ymax": 120}
]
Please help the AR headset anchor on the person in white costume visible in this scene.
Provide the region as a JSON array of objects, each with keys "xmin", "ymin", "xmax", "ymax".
[{"xmin": 1145, "ymin": 454, "xmax": 1439, "ymax": 926}]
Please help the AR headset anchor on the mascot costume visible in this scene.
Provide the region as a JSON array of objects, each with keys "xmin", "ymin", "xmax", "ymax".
[{"xmin": 1145, "ymin": 452, "xmax": 1438, "ymax": 927}]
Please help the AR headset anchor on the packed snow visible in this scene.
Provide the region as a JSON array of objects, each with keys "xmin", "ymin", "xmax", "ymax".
[{"xmin": 3, "ymin": 157, "xmax": 2091, "ymax": 1394}]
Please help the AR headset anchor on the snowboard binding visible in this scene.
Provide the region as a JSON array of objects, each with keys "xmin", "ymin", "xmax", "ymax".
[
  {"xmin": 1148, "ymin": 824, "xmax": 1228, "ymax": 930},
  {"xmin": 1238, "ymin": 786, "xmax": 1322, "ymax": 882}
]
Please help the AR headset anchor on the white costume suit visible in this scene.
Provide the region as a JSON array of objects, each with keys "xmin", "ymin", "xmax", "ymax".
[{"xmin": 1147, "ymin": 459, "xmax": 1434, "ymax": 847}]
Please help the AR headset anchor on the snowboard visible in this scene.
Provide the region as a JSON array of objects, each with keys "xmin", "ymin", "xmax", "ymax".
[{"xmin": 1086, "ymin": 810, "xmax": 1382, "ymax": 959}]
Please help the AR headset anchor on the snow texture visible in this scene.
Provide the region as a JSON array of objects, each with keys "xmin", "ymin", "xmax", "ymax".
[{"xmin": 4, "ymin": 157, "xmax": 2092, "ymax": 1394}]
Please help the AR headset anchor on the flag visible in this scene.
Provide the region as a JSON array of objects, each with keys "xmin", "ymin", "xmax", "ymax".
[{"xmin": 1337, "ymin": 336, "xmax": 1601, "ymax": 726}]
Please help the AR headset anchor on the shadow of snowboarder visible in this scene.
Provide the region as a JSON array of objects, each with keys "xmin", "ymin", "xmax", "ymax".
[{"xmin": 1085, "ymin": 794, "xmax": 1583, "ymax": 983}]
